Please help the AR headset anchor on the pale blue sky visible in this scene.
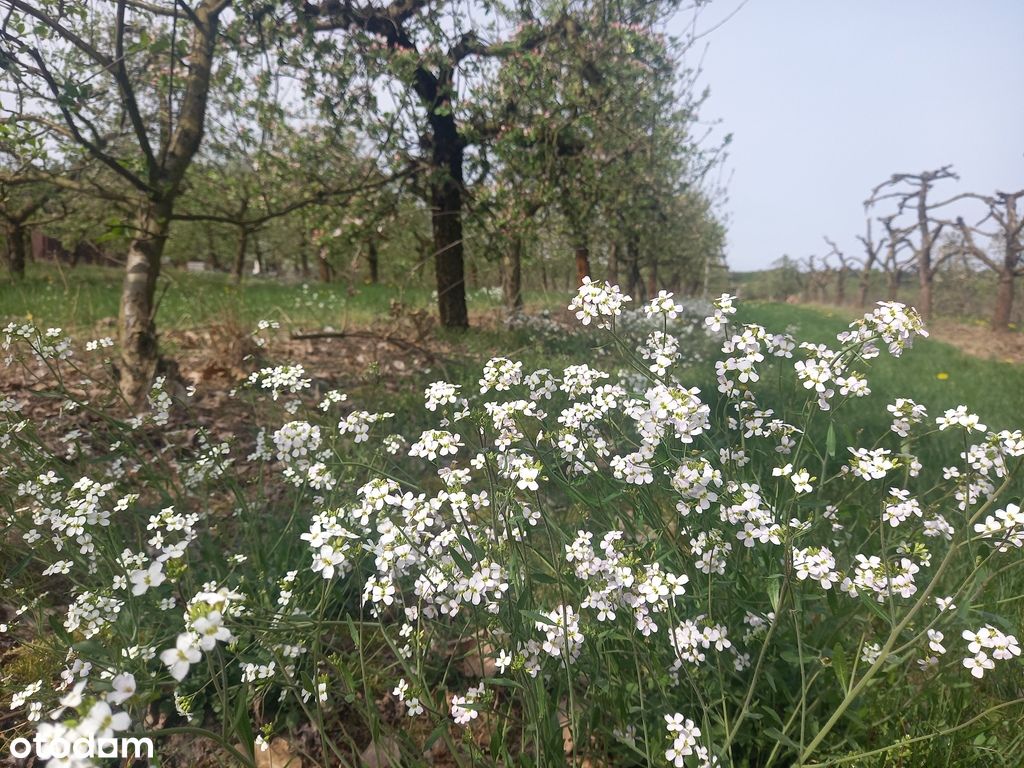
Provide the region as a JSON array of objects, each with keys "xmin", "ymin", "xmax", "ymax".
[{"xmin": 673, "ymin": 1, "xmax": 1024, "ymax": 270}]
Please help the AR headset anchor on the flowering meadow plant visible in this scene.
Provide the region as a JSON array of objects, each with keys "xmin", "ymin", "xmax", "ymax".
[{"xmin": 1, "ymin": 285, "xmax": 1022, "ymax": 766}]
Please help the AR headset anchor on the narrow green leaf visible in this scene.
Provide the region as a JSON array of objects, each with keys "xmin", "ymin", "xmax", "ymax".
[
  {"xmin": 767, "ymin": 578, "xmax": 781, "ymax": 613},
  {"xmin": 764, "ymin": 727, "xmax": 799, "ymax": 750},
  {"xmin": 832, "ymin": 642, "xmax": 849, "ymax": 693}
]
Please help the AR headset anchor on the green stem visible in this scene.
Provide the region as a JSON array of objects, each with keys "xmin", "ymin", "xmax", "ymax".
[{"xmin": 795, "ymin": 469, "xmax": 1018, "ymax": 765}]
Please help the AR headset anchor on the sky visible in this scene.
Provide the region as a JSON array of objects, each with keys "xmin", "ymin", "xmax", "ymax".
[{"xmin": 669, "ymin": 1, "xmax": 1024, "ymax": 271}]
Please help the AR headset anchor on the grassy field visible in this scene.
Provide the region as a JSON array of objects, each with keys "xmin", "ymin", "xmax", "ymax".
[
  {"xmin": 4, "ymin": 263, "xmax": 1023, "ymax": 430},
  {"xmin": 0, "ymin": 263, "xmax": 521, "ymax": 331},
  {"xmin": 735, "ymin": 302, "xmax": 1024, "ymax": 469}
]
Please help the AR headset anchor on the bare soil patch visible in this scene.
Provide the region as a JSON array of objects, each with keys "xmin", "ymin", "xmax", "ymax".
[{"xmin": 927, "ymin": 319, "xmax": 1024, "ymax": 365}]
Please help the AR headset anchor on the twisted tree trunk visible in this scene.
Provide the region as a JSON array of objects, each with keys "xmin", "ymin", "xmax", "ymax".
[{"xmin": 115, "ymin": 1, "xmax": 224, "ymax": 408}]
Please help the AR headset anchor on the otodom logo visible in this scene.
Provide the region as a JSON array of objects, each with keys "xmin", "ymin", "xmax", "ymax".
[{"xmin": 8, "ymin": 733, "xmax": 154, "ymax": 761}]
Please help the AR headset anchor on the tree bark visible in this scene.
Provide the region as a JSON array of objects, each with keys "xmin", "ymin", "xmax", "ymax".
[
  {"xmin": 501, "ymin": 233, "xmax": 523, "ymax": 314},
  {"xmin": 118, "ymin": 198, "xmax": 172, "ymax": 409},
  {"xmin": 836, "ymin": 268, "xmax": 847, "ymax": 305},
  {"xmin": 299, "ymin": 236, "xmax": 310, "ymax": 277},
  {"xmin": 917, "ymin": 266, "xmax": 933, "ymax": 320},
  {"xmin": 205, "ymin": 225, "xmax": 220, "ymax": 270},
  {"xmin": 992, "ymin": 270, "xmax": 1015, "ymax": 332},
  {"xmin": 318, "ymin": 245, "xmax": 333, "ymax": 283},
  {"xmin": 254, "ymin": 234, "xmax": 265, "ymax": 274},
  {"xmin": 914, "ymin": 188, "xmax": 937, "ymax": 320},
  {"xmin": 990, "ymin": 212, "xmax": 1021, "ymax": 331},
  {"xmin": 646, "ymin": 258, "xmax": 658, "ymax": 299},
  {"xmin": 857, "ymin": 262, "xmax": 874, "ymax": 307},
  {"xmin": 367, "ymin": 238, "xmax": 379, "ymax": 284},
  {"xmin": 4, "ymin": 222, "xmax": 26, "ymax": 279},
  {"xmin": 431, "ymin": 177, "xmax": 468, "ymax": 327},
  {"xmin": 114, "ymin": 2, "xmax": 223, "ymax": 407},
  {"xmin": 574, "ymin": 243, "xmax": 591, "ymax": 286},
  {"xmin": 422, "ymin": 68, "xmax": 469, "ymax": 329},
  {"xmin": 232, "ymin": 227, "xmax": 248, "ymax": 283}
]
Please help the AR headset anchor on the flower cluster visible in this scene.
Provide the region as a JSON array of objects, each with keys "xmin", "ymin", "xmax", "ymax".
[
  {"xmin": 246, "ymin": 364, "xmax": 312, "ymax": 400},
  {"xmin": 961, "ymin": 625, "xmax": 1020, "ymax": 678},
  {"xmin": 569, "ymin": 276, "xmax": 632, "ymax": 328},
  {"xmin": 664, "ymin": 714, "xmax": 716, "ymax": 768}
]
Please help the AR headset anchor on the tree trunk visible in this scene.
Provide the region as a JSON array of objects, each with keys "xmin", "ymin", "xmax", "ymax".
[
  {"xmin": 857, "ymin": 262, "xmax": 874, "ymax": 307},
  {"xmin": 367, "ymin": 238, "xmax": 379, "ymax": 284},
  {"xmin": 990, "ymin": 223, "xmax": 1020, "ymax": 332},
  {"xmin": 501, "ymin": 233, "xmax": 523, "ymax": 314},
  {"xmin": 836, "ymin": 268, "xmax": 847, "ymax": 305},
  {"xmin": 114, "ymin": 3, "xmax": 223, "ymax": 409},
  {"xmin": 4, "ymin": 222, "xmax": 26, "ymax": 279},
  {"xmin": 205, "ymin": 225, "xmax": 220, "ymax": 270},
  {"xmin": 318, "ymin": 246, "xmax": 333, "ymax": 283},
  {"xmin": 917, "ymin": 270, "xmax": 933, "ymax": 320},
  {"xmin": 232, "ymin": 227, "xmax": 248, "ymax": 283},
  {"xmin": 991, "ymin": 270, "xmax": 1015, "ymax": 332},
  {"xmin": 431, "ymin": 178, "xmax": 468, "ymax": 328},
  {"xmin": 118, "ymin": 198, "xmax": 172, "ymax": 408},
  {"xmin": 254, "ymin": 235, "xmax": 265, "ymax": 274},
  {"xmin": 646, "ymin": 258, "xmax": 658, "ymax": 299},
  {"xmin": 424, "ymin": 93, "xmax": 470, "ymax": 329},
  {"xmin": 299, "ymin": 238, "xmax": 310, "ymax": 278},
  {"xmin": 574, "ymin": 243, "xmax": 591, "ymax": 286},
  {"xmin": 914, "ymin": 191, "xmax": 936, "ymax": 321}
]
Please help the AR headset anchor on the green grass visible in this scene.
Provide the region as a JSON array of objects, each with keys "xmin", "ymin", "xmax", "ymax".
[
  {"xmin": 0, "ymin": 262, "xmax": 512, "ymax": 332},
  {"xmin": 5, "ymin": 263, "xmax": 1021, "ymax": 456},
  {"xmin": 740, "ymin": 301, "xmax": 1024, "ymax": 433}
]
